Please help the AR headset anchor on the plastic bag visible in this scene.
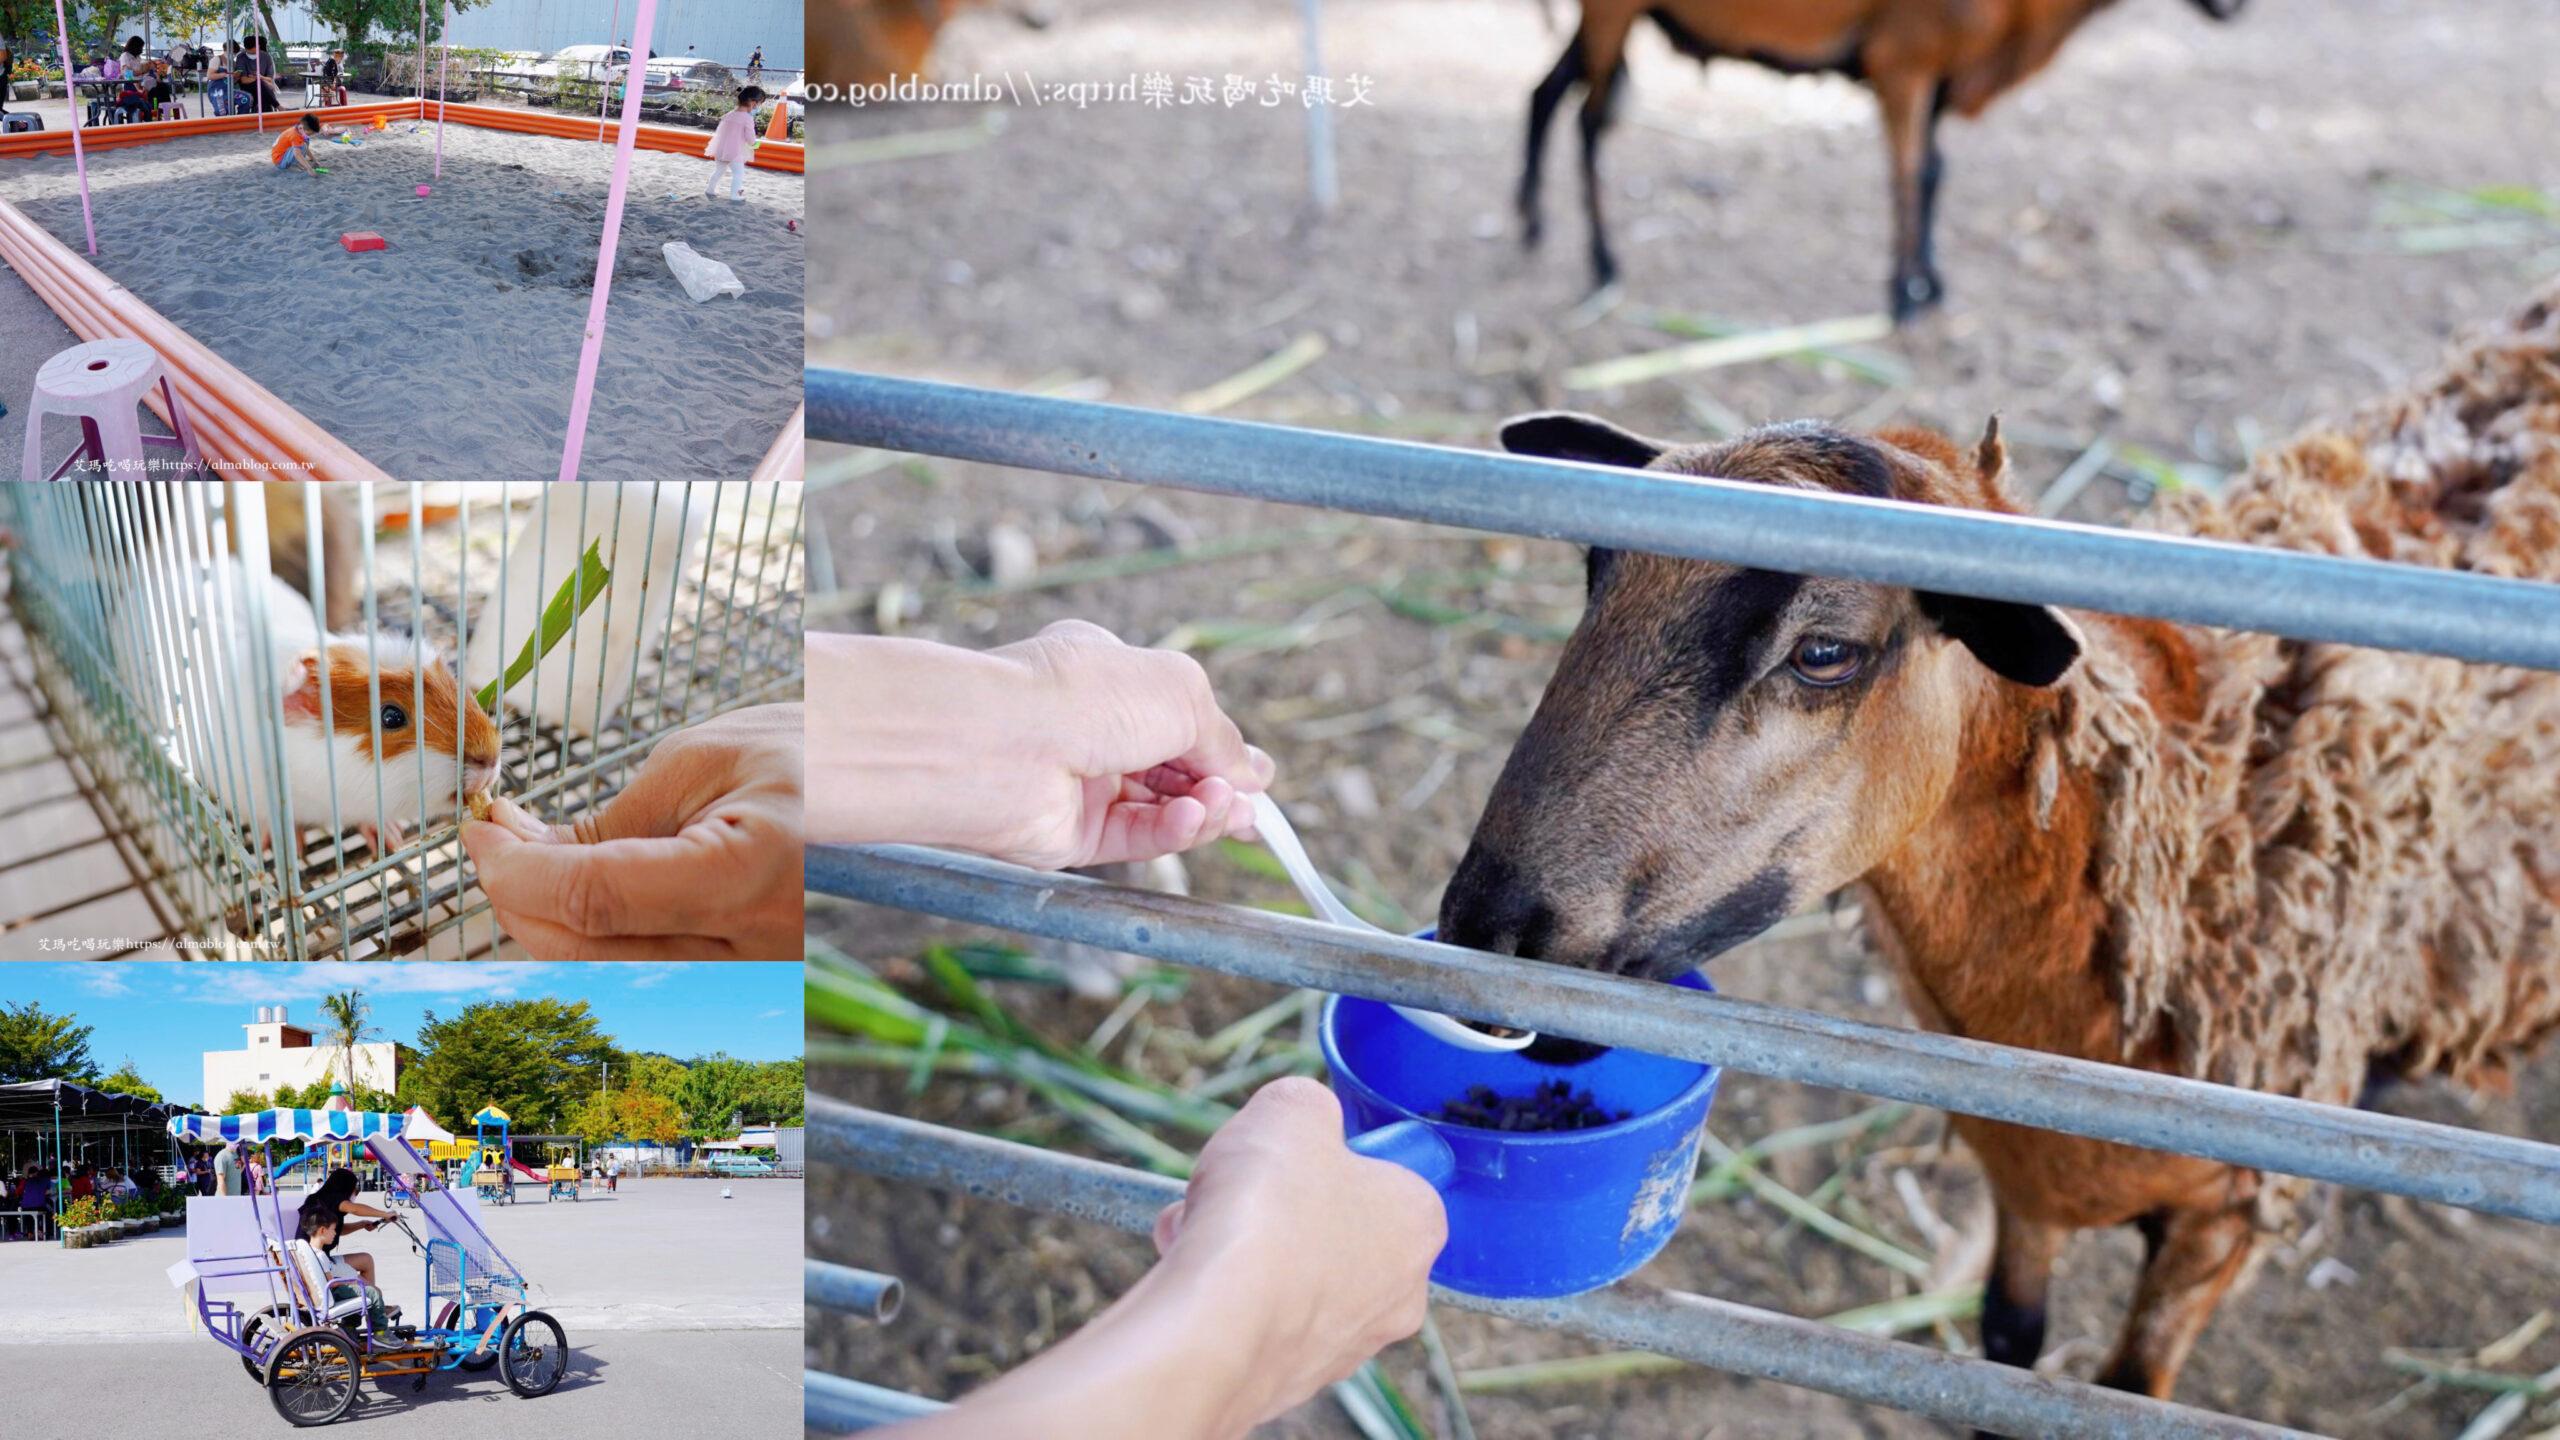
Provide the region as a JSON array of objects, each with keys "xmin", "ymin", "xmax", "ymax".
[{"xmin": 662, "ymin": 241, "xmax": 744, "ymax": 302}]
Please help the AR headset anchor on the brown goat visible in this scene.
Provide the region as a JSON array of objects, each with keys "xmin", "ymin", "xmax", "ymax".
[
  {"xmin": 1520, "ymin": 0, "xmax": 2247, "ymax": 322},
  {"xmin": 1442, "ymin": 286, "xmax": 2560, "ymax": 1409}
]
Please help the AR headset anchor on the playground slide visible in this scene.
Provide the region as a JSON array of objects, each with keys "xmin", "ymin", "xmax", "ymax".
[{"xmin": 507, "ymin": 1160, "xmax": 548, "ymax": 1182}]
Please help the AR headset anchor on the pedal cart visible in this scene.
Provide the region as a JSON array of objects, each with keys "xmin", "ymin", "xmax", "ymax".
[{"xmin": 166, "ymin": 1104, "xmax": 568, "ymax": 1427}]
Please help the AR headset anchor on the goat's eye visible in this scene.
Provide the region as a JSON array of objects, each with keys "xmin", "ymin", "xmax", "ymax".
[
  {"xmin": 1787, "ymin": 638, "xmax": 1866, "ymax": 687},
  {"xmin": 381, "ymin": 703, "xmax": 408, "ymax": 731}
]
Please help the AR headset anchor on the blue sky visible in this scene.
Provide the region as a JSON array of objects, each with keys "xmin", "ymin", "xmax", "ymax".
[{"xmin": 8, "ymin": 963, "xmax": 800, "ymax": 1108}]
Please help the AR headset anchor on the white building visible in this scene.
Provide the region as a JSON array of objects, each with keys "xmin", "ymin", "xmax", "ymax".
[{"xmin": 203, "ymin": 1005, "xmax": 397, "ymax": 1109}]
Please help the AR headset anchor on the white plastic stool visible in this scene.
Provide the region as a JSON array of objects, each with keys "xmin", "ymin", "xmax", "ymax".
[{"xmin": 22, "ymin": 338, "xmax": 207, "ymax": 483}]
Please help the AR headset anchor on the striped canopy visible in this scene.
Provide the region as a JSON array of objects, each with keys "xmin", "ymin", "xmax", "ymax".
[{"xmin": 167, "ymin": 1108, "xmax": 407, "ymax": 1143}]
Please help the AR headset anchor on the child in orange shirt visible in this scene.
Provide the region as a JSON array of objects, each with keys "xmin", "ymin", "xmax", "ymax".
[{"xmin": 272, "ymin": 113, "xmax": 356, "ymax": 174}]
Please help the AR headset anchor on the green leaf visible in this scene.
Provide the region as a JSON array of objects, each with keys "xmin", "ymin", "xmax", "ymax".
[{"xmin": 473, "ymin": 540, "xmax": 613, "ymax": 714}]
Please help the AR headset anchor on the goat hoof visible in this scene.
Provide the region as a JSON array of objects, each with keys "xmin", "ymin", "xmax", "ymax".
[{"xmin": 1890, "ymin": 271, "xmax": 1945, "ymax": 325}]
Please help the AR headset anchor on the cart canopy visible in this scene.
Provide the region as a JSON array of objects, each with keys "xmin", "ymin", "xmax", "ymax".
[{"xmin": 167, "ymin": 1107, "xmax": 407, "ymax": 1143}]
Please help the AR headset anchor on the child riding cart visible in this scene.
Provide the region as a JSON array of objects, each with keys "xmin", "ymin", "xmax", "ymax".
[{"xmin": 165, "ymin": 1105, "xmax": 568, "ymax": 1427}]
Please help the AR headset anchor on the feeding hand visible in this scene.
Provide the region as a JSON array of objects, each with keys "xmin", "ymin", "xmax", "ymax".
[
  {"xmin": 460, "ymin": 704, "xmax": 802, "ymax": 960},
  {"xmin": 809, "ymin": 622, "xmax": 1273, "ymax": 869}
]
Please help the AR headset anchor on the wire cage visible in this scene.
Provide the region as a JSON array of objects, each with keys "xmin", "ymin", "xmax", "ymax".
[{"xmin": 1, "ymin": 481, "xmax": 802, "ymax": 960}]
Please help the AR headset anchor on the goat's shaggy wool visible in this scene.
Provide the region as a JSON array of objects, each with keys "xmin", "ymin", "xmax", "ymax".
[{"xmin": 2064, "ymin": 285, "xmax": 2560, "ymax": 1111}]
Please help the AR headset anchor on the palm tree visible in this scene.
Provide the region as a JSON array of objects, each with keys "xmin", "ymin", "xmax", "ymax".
[{"xmin": 318, "ymin": 989, "xmax": 377, "ymax": 1098}]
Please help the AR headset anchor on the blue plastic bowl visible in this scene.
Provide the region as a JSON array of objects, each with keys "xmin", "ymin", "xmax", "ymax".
[{"xmin": 1320, "ymin": 953, "xmax": 1721, "ymax": 1299}]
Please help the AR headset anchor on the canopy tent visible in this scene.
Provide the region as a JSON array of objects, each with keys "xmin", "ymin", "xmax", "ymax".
[
  {"xmin": 401, "ymin": 1107, "xmax": 458, "ymax": 1144},
  {"xmin": 2, "ymin": 1079, "xmax": 191, "ymax": 1204}
]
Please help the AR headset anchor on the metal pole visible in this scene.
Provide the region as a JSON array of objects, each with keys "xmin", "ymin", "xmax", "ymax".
[
  {"xmin": 555, "ymin": 0, "xmax": 660, "ymax": 483},
  {"xmin": 48, "ymin": 0, "xmax": 96, "ymax": 254},
  {"xmin": 811, "ymin": 1099, "xmax": 2309, "ymax": 1440},
  {"xmin": 803, "ymin": 370, "xmax": 2560, "ymax": 674},
  {"xmin": 1298, "ymin": 0, "xmax": 1336, "ymax": 212},
  {"xmin": 805, "ymin": 1260, "xmax": 903, "ymax": 1321},
  {"xmin": 808, "ymin": 845, "xmax": 2560, "ymax": 1226},
  {"xmin": 805, "ymin": 1371, "xmax": 948, "ymax": 1431}
]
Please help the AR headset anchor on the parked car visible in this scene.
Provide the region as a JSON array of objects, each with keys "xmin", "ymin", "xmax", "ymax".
[
  {"xmin": 702, "ymin": 1154, "xmax": 774, "ymax": 1176},
  {"xmin": 531, "ymin": 44, "xmax": 629, "ymax": 83},
  {"xmin": 608, "ymin": 58, "xmax": 735, "ymax": 99}
]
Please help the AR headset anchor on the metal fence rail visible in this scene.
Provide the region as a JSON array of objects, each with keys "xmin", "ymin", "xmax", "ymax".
[
  {"xmin": 811, "ymin": 845, "xmax": 2560, "ymax": 1225},
  {"xmin": 813, "ymin": 1098, "xmax": 2304, "ymax": 1440},
  {"xmin": 806, "ymin": 1259, "xmax": 903, "ymax": 1322},
  {"xmin": 805, "ymin": 368, "xmax": 2560, "ymax": 674}
]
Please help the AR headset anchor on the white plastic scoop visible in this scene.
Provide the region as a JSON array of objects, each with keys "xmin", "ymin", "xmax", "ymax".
[{"xmin": 1248, "ymin": 791, "xmax": 1535, "ymax": 1053}]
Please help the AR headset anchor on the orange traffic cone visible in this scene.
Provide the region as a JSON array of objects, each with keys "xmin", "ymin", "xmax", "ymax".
[{"xmin": 763, "ymin": 97, "xmax": 792, "ymax": 143}]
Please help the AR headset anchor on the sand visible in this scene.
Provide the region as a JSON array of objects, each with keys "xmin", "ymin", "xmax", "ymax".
[{"xmin": 0, "ymin": 119, "xmax": 802, "ymax": 481}]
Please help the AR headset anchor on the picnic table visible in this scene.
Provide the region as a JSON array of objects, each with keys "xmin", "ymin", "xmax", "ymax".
[{"xmin": 0, "ymin": 1209, "xmax": 55, "ymax": 1242}]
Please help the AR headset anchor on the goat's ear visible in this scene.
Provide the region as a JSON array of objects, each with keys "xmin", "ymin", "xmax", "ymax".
[
  {"xmin": 1500, "ymin": 412, "xmax": 1668, "ymax": 470},
  {"xmin": 1917, "ymin": 592, "xmax": 2083, "ymax": 687},
  {"xmin": 1973, "ymin": 414, "xmax": 2008, "ymax": 487}
]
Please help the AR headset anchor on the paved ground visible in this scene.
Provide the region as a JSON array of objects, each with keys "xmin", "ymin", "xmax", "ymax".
[
  {"xmin": 0, "ymin": 1177, "xmax": 801, "ymax": 1342},
  {"xmin": 11, "ymin": 1329, "xmax": 800, "ymax": 1437}
]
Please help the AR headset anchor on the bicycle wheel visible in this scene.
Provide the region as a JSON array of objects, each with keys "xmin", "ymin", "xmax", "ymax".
[
  {"xmin": 434, "ymin": 1302, "xmax": 500, "ymax": 1371},
  {"xmin": 497, "ymin": 1311, "xmax": 566, "ymax": 1398},
  {"xmin": 238, "ymin": 1303, "xmax": 293, "ymax": 1382},
  {"xmin": 265, "ymin": 1326, "xmax": 359, "ymax": 1427}
]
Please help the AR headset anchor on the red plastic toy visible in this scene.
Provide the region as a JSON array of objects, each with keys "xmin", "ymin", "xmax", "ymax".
[{"xmin": 339, "ymin": 232, "xmax": 387, "ymax": 253}]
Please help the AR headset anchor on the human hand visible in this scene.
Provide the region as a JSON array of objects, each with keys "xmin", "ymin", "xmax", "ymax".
[
  {"xmin": 461, "ymin": 703, "xmax": 802, "ymax": 960},
  {"xmin": 1143, "ymin": 1076, "xmax": 1447, "ymax": 1430},
  {"xmin": 888, "ymin": 1077, "xmax": 1444, "ymax": 1440},
  {"xmin": 809, "ymin": 623, "xmax": 1274, "ymax": 869}
]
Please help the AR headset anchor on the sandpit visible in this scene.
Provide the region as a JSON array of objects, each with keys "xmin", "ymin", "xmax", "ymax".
[{"xmin": 0, "ymin": 118, "xmax": 801, "ymax": 480}]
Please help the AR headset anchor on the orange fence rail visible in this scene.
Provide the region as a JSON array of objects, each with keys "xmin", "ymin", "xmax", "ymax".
[
  {"xmin": 751, "ymin": 404, "xmax": 807, "ymax": 483},
  {"xmin": 0, "ymin": 101, "xmax": 420, "ymax": 159},
  {"xmin": 0, "ymin": 98, "xmax": 805, "ymax": 173},
  {"xmin": 0, "ymin": 199, "xmax": 394, "ymax": 483}
]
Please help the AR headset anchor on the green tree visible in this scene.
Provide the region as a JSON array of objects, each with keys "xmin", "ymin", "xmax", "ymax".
[
  {"xmin": 222, "ymin": 1089, "xmax": 270, "ymax": 1114},
  {"xmin": 319, "ymin": 988, "xmax": 378, "ymax": 1097},
  {"xmin": 308, "ymin": 0, "xmax": 487, "ymax": 46},
  {"xmin": 569, "ymin": 1087, "xmax": 682, "ymax": 1149},
  {"xmin": 622, "ymin": 1052, "xmax": 690, "ymax": 1102},
  {"xmin": 406, "ymin": 999, "xmax": 622, "ymax": 1136},
  {"xmin": 739, "ymin": 1059, "xmax": 804, "ymax": 1126},
  {"xmin": 671, "ymin": 1053, "xmax": 758, "ymax": 1137},
  {"xmin": 91, "ymin": 1059, "xmax": 162, "ymax": 1103},
  {"xmin": 0, "ymin": 1000, "xmax": 96, "ymax": 1084}
]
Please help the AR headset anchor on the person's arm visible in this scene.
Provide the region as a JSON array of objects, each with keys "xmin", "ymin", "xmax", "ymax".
[
  {"xmin": 340, "ymin": 1201, "xmax": 391, "ymax": 1221},
  {"xmin": 891, "ymin": 1079, "xmax": 1445, "ymax": 1440},
  {"xmin": 809, "ymin": 623, "xmax": 1272, "ymax": 869}
]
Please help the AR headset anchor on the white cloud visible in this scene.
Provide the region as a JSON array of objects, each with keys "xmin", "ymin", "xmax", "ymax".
[
  {"xmin": 68, "ymin": 965, "xmax": 133, "ymax": 997},
  {"xmin": 180, "ymin": 962, "xmax": 557, "ymax": 1004},
  {"xmin": 626, "ymin": 964, "xmax": 692, "ymax": 990}
]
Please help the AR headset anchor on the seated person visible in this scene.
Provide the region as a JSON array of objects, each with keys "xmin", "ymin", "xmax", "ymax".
[
  {"xmin": 141, "ymin": 59, "xmax": 175, "ymax": 119},
  {"xmin": 234, "ymin": 37, "xmax": 282, "ymax": 112},
  {"xmin": 294, "ymin": 1167, "xmax": 392, "ymax": 1288},
  {"xmin": 294, "ymin": 1214, "xmax": 402, "ymax": 1335},
  {"xmin": 271, "ymin": 113, "xmax": 357, "ymax": 175}
]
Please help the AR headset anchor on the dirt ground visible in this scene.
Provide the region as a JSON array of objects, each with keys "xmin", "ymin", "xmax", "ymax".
[{"xmin": 805, "ymin": 0, "xmax": 2560, "ymax": 1434}]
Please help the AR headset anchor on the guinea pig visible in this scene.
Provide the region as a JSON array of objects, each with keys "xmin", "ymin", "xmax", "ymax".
[{"xmin": 145, "ymin": 555, "xmax": 502, "ymax": 849}]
